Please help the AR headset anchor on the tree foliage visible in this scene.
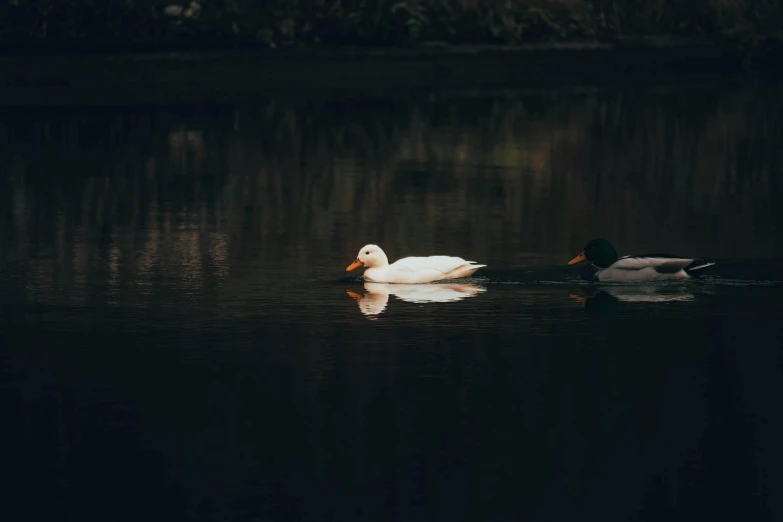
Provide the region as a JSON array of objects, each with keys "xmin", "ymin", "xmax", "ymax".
[{"xmin": 1, "ymin": 0, "xmax": 780, "ymax": 51}]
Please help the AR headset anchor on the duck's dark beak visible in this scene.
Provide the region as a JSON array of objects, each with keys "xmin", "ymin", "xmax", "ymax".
[
  {"xmin": 568, "ymin": 252, "xmax": 587, "ymax": 265},
  {"xmin": 346, "ymin": 259, "xmax": 363, "ymax": 271}
]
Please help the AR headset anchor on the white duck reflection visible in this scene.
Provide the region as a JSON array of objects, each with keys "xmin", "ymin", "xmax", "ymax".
[{"xmin": 347, "ymin": 282, "xmax": 486, "ymax": 317}]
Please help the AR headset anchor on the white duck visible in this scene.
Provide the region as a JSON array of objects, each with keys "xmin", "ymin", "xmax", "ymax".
[{"xmin": 345, "ymin": 244, "xmax": 486, "ymax": 284}]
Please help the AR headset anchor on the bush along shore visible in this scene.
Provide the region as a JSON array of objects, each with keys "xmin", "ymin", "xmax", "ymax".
[
  {"xmin": 0, "ymin": 0, "xmax": 781, "ymax": 104},
  {"xmin": 1, "ymin": 0, "xmax": 781, "ymax": 54}
]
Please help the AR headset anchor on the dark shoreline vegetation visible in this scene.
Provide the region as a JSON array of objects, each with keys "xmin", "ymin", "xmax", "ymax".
[
  {"xmin": 1, "ymin": 1, "xmax": 782, "ymax": 106},
  {"xmin": 2, "ymin": 0, "xmax": 782, "ymax": 53}
]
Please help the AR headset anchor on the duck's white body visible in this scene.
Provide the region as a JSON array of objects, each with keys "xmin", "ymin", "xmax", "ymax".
[
  {"xmin": 365, "ymin": 255, "xmax": 485, "ymax": 284},
  {"xmin": 346, "ymin": 244, "xmax": 486, "ymax": 284}
]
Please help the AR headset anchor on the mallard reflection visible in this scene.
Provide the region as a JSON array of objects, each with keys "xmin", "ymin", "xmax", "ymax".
[{"xmin": 569, "ymin": 285, "xmax": 696, "ymax": 316}]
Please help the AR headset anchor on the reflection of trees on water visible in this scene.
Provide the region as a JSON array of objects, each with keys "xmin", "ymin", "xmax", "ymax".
[
  {"xmin": 1, "ymin": 89, "xmax": 782, "ymax": 521},
  {"xmin": 1, "ymin": 86, "xmax": 782, "ymax": 302}
]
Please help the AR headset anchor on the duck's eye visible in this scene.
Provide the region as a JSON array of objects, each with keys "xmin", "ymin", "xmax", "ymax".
[{"xmin": 365, "ymin": 251, "xmax": 370, "ymax": 255}]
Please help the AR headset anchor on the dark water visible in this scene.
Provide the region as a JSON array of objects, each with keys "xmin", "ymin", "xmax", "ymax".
[{"xmin": 2, "ymin": 82, "xmax": 783, "ymax": 521}]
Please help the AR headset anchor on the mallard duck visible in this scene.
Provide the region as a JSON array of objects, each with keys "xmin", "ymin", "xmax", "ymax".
[
  {"xmin": 568, "ymin": 238, "xmax": 715, "ymax": 282},
  {"xmin": 346, "ymin": 244, "xmax": 486, "ymax": 284}
]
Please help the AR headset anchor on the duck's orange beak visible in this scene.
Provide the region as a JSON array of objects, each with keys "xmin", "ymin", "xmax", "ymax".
[
  {"xmin": 568, "ymin": 293, "xmax": 587, "ymax": 305},
  {"xmin": 568, "ymin": 252, "xmax": 587, "ymax": 265},
  {"xmin": 346, "ymin": 259, "xmax": 364, "ymax": 271},
  {"xmin": 346, "ymin": 291, "xmax": 362, "ymax": 301}
]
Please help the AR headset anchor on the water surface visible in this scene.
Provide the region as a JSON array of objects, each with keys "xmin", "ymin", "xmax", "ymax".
[{"xmin": 1, "ymin": 83, "xmax": 783, "ymax": 521}]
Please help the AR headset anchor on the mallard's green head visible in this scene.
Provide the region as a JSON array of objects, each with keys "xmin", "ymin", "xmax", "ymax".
[{"xmin": 568, "ymin": 238, "xmax": 618, "ymax": 269}]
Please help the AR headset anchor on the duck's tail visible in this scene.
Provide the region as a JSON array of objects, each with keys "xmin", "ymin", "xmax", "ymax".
[
  {"xmin": 684, "ymin": 259, "xmax": 715, "ymax": 277},
  {"xmin": 451, "ymin": 263, "xmax": 486, "ymax": 279}
]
